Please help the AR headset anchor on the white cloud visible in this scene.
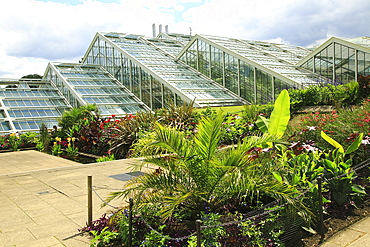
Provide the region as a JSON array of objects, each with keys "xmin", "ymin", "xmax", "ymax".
[
  {"xmin": 179, "ymin": 0, "xmax": 370, "ymax": 46},
  {"xmin": 0, "ymin": 0, "xmax": 370, "ymax": 78},
  {"xmin": 0, "ymin": 51, "xmax": 49, "ymax": 78},
  {"xmin": 0, "ymin": 0, "xmax": 177, "ymax": 77},
  {"xmin": 178, "ymin": 0, "xmax": 203, "ymax": 3}
]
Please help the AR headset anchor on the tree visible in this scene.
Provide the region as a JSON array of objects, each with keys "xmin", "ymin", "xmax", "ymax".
[{"xmin": 20, "ymin": 74, "xmax": 42, "ymax": 79}]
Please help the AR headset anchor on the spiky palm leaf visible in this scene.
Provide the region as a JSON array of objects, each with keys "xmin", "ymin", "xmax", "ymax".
[{"xmin": 107, "ymin": 114, "xmax": 306, "ymax": 220}]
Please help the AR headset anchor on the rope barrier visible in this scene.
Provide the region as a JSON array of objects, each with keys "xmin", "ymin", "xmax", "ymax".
[
  {"xmin": 92, "ymin": 185, "xmax": 124, "ymax": 191},
  {"xmin": 91, "ymin": 186, "xmax": 120, "ymax": 209}
]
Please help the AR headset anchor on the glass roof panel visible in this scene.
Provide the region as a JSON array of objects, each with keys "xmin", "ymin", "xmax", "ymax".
[
  {"xmin": 0, "ymin": 121, "xmax": 11, "ymax": 132},
  {"xmin": 200, "ymin": 34, "xmax": 324, "ymax": 86},
  {"xmin": 13, "ymin": 119, "xmax": 59, "ymax": 131},
  {"xmin": 170, "ymin": 82, "xmax": 219, "ymax": 90},
  {"xmin": 68, "ymin": 80, "xmax": 115, "ymax": 86},
  {"xmin": 52, "ymin": 63, "xmax": 150, "ymax": 115},
  {"xmin": 0, "ymin": 90, "xmax": 60, "ymax": 98},
  {"xmin": 83, "ymin": 96, "xmax": 138, "ymax": 104},
  {"xmin": 3, "ymin": 99, "xmax": 66, "ymax": 108},
  {"xmin": 8, "ymin": 109, "xmax": 62, "ymax": 118},
  {"xmin": 102, "ymin": 33, "xmax": 245, "ymax": 107},
  {"xmin": 98, "ymin": 105, "xmax": 146, "ymax": 115},
  {"xmin": 0, "ymin": 79, "xmax": 72, "ymax": 133}
]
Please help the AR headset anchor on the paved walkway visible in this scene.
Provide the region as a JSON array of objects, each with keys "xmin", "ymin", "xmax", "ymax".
[
  {"xmin": 0, "ymin": 150, "xmax": 152, "ymax": 246},
  {"xmin": 0, "ymin": 150, "xmax": 369, "ymax": 246},
  {"xmin": 320, "ymin": 216, "xmax": 370, "ymax": 246}
]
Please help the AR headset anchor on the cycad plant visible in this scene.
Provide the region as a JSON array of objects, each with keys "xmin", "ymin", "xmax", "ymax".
[{"xmin": 107, "ymin": 97, "xmax": 303, "ymax": 220}]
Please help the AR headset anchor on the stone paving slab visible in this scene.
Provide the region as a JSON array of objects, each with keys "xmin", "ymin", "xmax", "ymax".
[
  {"xmin": 0, "ymin": 150, "xmax": 153, "ymax": 246},
  {"xmin": 1, "ymin": 150, "xmax": 370, "ymax": 246}
]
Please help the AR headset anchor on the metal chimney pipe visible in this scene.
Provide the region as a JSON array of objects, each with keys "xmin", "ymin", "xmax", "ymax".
[
  {"xmin": 152, "ymin": 23, "xmax": 156, "ymax": 37},
  {"xmin": 165, "ymin": 25, "xmax": 169, "ymax": 33},
  {"xmin": 159, "ymin": 24, "xmax": 162, "ymax": 34}
]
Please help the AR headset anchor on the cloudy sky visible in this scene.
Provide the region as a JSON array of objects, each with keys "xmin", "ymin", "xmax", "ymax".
[{"xmin": 0, "ymin": 0, "xmax": 369, "ymax": 78}]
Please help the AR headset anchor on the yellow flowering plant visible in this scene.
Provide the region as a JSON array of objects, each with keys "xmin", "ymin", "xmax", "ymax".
[
  {"xmin": 51, "ymin": 137, "xmax": 62, "ymax": 156},
  {"xmin": 65, "ymin": 137, "xmax": 78, "ymax": 158}
]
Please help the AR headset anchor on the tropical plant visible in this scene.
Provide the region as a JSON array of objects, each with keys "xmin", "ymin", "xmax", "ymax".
[
  {"xmin": 65, "ymin": 137, "xmax": 79, "ymax": 158},
  {"xmin": 219, "ymin": 113, "xmax": 251, "ymax": 145},
  {"xmin": 187, "ymin": 212, "xmax": 225, "ymax": 247},
  {"xmin": 106, "ymin": 91, "xmax": 305, "ymax": 221},
  {"xmin": 58, "ymin": 104, "xmax": 98, "ymax": 132},
  {"xmin": 242, "ymin": 104, "xmax": 273, "ymax": 124},
  {"xmin": 7, "ymin": 134, "xmax": 21, "ymax": 151},
  {"xmin": 108, "ymin": 112, "xmax": 156, "ymax": 158},
  {"xmin": 256, "ymin": 89, "xmax": 290, "ymax": 138},
  {"xmin": 318, "ymin": 131, "xmax": 366, "ymax": 205},
  {"xmin": 109, "ymin": 102, "xmax": 200, "ymax": 159},
  {"xmin": 357, "ymin": 74, "xmax": 370, "ymax": 100},
  {"xmin": 96, "ymin": 153, "xmax": 115, "ymax": 162},
  {"xmin": 90, "ymin": 227, "xmax": 119, "ymax": 247},
  {"xmin": 51, "ymin": 137, "xmax": 63, "ymax": 156},
  {"xmin": 156, "ymin": 100, "xmax": 199, "ymax": 131},
  {"xmin": 19, "ymin": 132, "xmax": 38, "ymax": 148},
  {"xmin": 38, "ymin": 123, "xmax": 51, "ymax": 152}
]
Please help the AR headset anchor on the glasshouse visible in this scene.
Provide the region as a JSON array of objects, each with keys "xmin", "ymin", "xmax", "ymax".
[{"xmin": 1, "ymin": 30, "xmax": 370, "ymax": 133}]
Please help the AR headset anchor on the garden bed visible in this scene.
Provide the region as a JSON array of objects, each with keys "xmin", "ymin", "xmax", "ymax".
[
  {"xmin": 0, "ymin": 147, "xmax": 38, "ymax": 153},
  {"xmin": 293, "ymin": 199, "xmax": 370, "ymax": 246}
]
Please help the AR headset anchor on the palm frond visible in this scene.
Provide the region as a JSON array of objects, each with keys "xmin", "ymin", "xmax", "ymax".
[
  {"xmin": 193, "ymin": 114, "xmax": 224, "ymax": 161},
  {"xmin": 150, "ymin": 122, "xmax": 193, "ymax": 158}
]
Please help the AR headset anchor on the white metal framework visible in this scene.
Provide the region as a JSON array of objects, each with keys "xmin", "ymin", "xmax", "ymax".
[
  {"xmin": 82, "ymin": 32, "xmax": 247, "ymax": 108},
  {"xmin": 298, "ymin": 37, "xmax": 370, "ymax": 84},
  {"xmin": 1, "ymin": 31, "xmax": 370, "ymax": 134},
  {"xmin": 0, "ymin": 79, "xmax": 72, "ymax": 133},
  {"xmin": 178, "ymin": 34, "xmax": 331, "ymax": 104},
  {"xmin": 44, "ymin": 63, "xmax": 151, "ymax": 116}
]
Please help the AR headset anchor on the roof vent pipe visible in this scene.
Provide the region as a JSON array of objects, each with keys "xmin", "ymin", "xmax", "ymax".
[
  {"xmin": 159, "ymin": 24, "xmax": 162, "ymax": 34},
  {"xmin": 165, "ymin": 25, "xmax": 169, "ymax": 33},
  {"xmin": 152, "ymin": 23, "xmax": 156, "ymax": 37}
]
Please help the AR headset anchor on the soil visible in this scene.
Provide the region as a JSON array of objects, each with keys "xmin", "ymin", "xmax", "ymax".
[{"xmin": 292, "ymin": 199, "xmax": 370, "ymax": 246}]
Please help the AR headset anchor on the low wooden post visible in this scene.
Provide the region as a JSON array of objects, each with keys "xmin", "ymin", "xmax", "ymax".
[
  {"xmin": 196, "ymin": 219, "xmax": 202, "ymax": 247},
  {"xmin": 128, "ymin": 198, "xmax": 133, "ymax": 247},
  {"xmin": 317, "ymin": 176, "xmax": 324, "ymax": 237},
  {"xmin": 88, "ymin": 175, "xmax": 93, "ymax": 226}
]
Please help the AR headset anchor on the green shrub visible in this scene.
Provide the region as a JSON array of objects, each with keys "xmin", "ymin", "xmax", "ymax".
[{"xmin": 289, "ymin": 81, "xmax": 363, "ymax": 112}]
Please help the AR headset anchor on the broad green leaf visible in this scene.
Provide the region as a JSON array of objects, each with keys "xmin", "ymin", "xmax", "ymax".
[
  {"xmin": 352, "ymin": 184, "xmax": 366, "ymax": 194},
  {"xmin": 272, "ymin": 172, "xmax": 283, "ymax": 182},
  {"xmin": 322, "ymin": 197, "xmax": 331, "ymax": 203},
  {"xmin": 268, "ymin": 90, "xmax": 290, "ymax": 138},
  {"xmin": 320, "ymin": 131, "xmax": 344, "ymax": 153},
  {"xmin": 256, "ymin": 115, "xmax": 269, "ymax": 133},
  {"xmin": 292, "ymin": 174, "xmax": 300, "ymax": 185},
  {"xmin": 324, "ymin": 159, "xmax": 337, "ymax": 172},
  {"xmin": 345, "ymin": 133, "xmax": 364, "ymax": 154},
  {"xmin": 302, "ymin": 226, "xmax": 317, "ymax": 234}
]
